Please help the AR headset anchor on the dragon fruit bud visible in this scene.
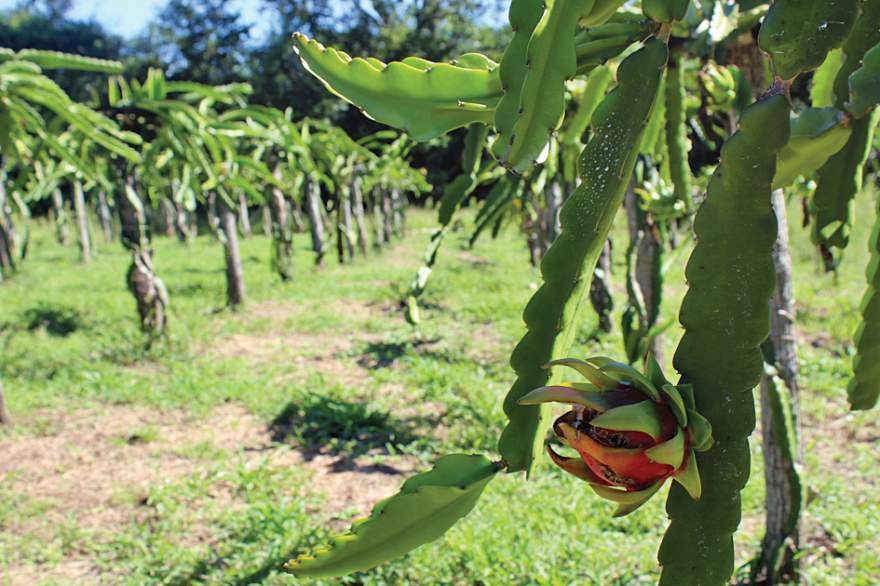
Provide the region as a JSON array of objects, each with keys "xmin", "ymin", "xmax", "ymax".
[{"xmin": 519, "ymin": 355, "xmax": 713, "ymax": 516}]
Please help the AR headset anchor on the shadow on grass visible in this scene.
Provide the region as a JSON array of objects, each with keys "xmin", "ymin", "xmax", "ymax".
[
  {"xmin": 163, "ymin": 397, "xmax": 428, "ymax": 585},
  {"xmin": 270, "ymin": 394, "xmax": 422, "ymax": 459},
  {"xmin": 356, "ymin": 337, "xmax": 448, "ymax": 369},
  {"xmin": 22, "ymin": 303, "xmax": 87, "ymax": 336}
]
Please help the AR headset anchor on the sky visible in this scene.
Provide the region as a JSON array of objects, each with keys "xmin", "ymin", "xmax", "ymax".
[{"xmin": 0, "ymin": 0, "xmax": 272, "ymax": 39}]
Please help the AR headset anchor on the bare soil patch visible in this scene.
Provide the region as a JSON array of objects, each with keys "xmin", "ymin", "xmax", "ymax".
[
  {"xmin": 298, "ymin": 451, "xmax": 419, "ymax": 530},
  {"xmin": 0, "ymin": 403, "xmax": 419, "ymax": 585},
  {"xmin": 1, "ymin": 405, "xmax": 268, "ymax": 534},
  {"xmin": 237, "ymin": 298, "xmax": 375, "ymax": 327},
  {"xmin": 203, "ymin": 299, "xmax": 386, "ymax": 387}
]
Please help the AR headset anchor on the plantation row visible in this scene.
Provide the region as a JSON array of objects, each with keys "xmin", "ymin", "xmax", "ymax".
[{"xmin": 0, "ymin": 49, "xmax": 428, "ymax": 337}]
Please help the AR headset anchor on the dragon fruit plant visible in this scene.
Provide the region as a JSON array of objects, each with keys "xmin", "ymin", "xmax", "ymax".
[{"xmin": 284, "ymin": 0, "xmax": 880, "ymax": 583}]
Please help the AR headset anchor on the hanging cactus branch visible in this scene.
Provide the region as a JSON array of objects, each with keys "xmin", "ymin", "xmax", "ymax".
[
  {"xmin": 405, "ymin": 124, "xmax": 492, "ymax": 324},
  {"xmin": 773, "ymin": 107, "xmax": 852, "ymax": 190},
  {"xmin": 658, "ymin": 91, "xmax": 791, "ymax": 586},
  {"xmin": 845, "ymin": 42, "xmax": 880, "ymax": 118},
  {"xmin": 499, "ymin": 38, "xmax": 668, "ymax": 474},
  {"xmin": 848, "ymin": 193, "xmax": 880, "ymax": 410},
  {"xmin": 291, "ymin": 34, "xmax": 501, "ymax": 141},
  {"xmin": 811, "ymin": 0, "xmax": 880, "ymax": 265},
  {"xmin": 285, "ymin": 455, "xmax": 500, "ymax": 577}
]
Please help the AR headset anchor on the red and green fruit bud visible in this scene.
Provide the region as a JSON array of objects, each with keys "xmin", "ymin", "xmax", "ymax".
[{"xmin": 520, "ymin": 356, "xmax": 713, "ymax": 516}]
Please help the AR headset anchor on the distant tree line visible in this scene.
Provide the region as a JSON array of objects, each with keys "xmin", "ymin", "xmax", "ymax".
[{"xmin": 1, "ymin": 0, "xmax": 509, "ymax": 187}]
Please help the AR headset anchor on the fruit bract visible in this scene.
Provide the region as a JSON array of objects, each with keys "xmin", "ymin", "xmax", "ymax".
[{"xmin": 520, "ymin": 356, "xmax": 713, "ymax": 516}]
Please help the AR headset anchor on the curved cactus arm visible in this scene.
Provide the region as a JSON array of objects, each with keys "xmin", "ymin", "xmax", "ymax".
[
  {"xmin": 11, "ymin": 49, "xmax": 124, "ymax": 73},
  {"xmin": 285, "ymin": 455, "xmax": 500, "ymax": 578},
  {"xmin": 291, "ymin": 34, "xmax": 501, "ymax": 141},
  {"xmin": 493, "ymin": 0, "xmax": 546, "ymax": 163},
  {"xmin": 494, "ymin": 0, "xmax": 596, "ymax": 172},
  {"xmin": 498, "ymin": 38, "xmax": 668, "ymax": 474},
  {"xmin": 574, "ymin": 19, "xmax": 658, "ymax": 75},
  {"xmin": 578, "ymin": 0, "xmax": 627, "ymax": 27},
  {"xmin": 658, "ymin": 94, "xmax": 791, "ymax": 586},
  {"xmin": 772, "ymin": 107, "xmax": 852, "ymax": 190},
  {"xmin": 757, "ymin": 0, "xmax": 858, "ymax": 80},
  {"xmin": 849, "ymin": 196, "xmax": 880, "ymax": 410},
  {"xmin": 579, "ymin": 0, "xmax": 628, "ymax": 26},
  {"xmin": 561, "ymin": 65, "xmax": 614, "ymax": 146},
  {"xmin": 469, "ymin": 176, "xmax": 518, "ymax": 248},
  {"xmin": 665, "ymin": 52, "xmax": 692, "ymax": 206},
  {"xmin": 405, "ymin": 124, "xmax": 490, "ymax": 324},
  {"xmin": 813, "ymin": 113, "xmax": 879, "ymax": 259},
  {"xmin": 846, "ymin": 42, "xmax": 880, "ymax": 118},
  {"xmin": 811, "ymin": 0, "xmax": 880, "ymax": 261}
]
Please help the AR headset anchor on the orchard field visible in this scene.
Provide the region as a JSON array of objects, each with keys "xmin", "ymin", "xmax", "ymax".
[
  {"xmin": 1, "ymin": 197, "xmax": 877, "ymax": 585},
  {"xmin": 4, "ymin": 0, "xmax": 880, "ymax": 584}
]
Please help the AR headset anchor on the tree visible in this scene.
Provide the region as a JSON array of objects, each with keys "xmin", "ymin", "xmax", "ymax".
[
  {"xmin": 14, "ymin": 0, "xmax": 72, "ymax": 19},
  {"xmin": 150, "ymin": 0, "xmax": 250, "ymax": 86},
  {"xmin": 0, "ymin": 7, "xmax": 123, "ymax": 102}
]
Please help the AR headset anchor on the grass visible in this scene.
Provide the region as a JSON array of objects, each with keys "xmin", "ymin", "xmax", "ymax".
[{"xmin": 0, "ymin": 191, "xmax": 878, "ymax": 585}]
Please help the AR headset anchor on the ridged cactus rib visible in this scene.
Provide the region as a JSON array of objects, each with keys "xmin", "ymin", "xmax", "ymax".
[
  {"xmin": 498, "ymin": 38, "xmax": 668, "ymax": 474},
  {"xmin": 493, "ymin": 0, "xmax": 545, "ymax": 163},
  {"xmin": 665, "ymin": 53, "xmax": 691, "ymax": 205},
  {"xmin": 641, "ymin": 76, "xmax": 666, "ymax": 156},
  {"xmin": 291, "ymin": 34, "xmax": 501, "ymax": 141},
  {"xmin": 496, "ymin": 0, "xmax": 595, "ymax": 172},
  {"xmin": 849, "ymin": 189, "xmax": 880, "ymax": 410},
  {"xmin": 11, "ymin": 49, "xmax": 124, "ymax": 73},
  {"xmin": 658, "ymin": 94, "xmax": 790, "ymax": 586},
  {"xmin": 812, "ymin": 0, "xmax": 880, "ymax": 258},
  {"xmin": 757, "ymin": 0, "xmax": 858, "ymax": 80}
]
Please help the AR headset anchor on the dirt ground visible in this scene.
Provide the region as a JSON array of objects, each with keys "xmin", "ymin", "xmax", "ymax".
[{"xmin": 1, "ymin": 403, "xmax": 419, "ymax": 584}]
